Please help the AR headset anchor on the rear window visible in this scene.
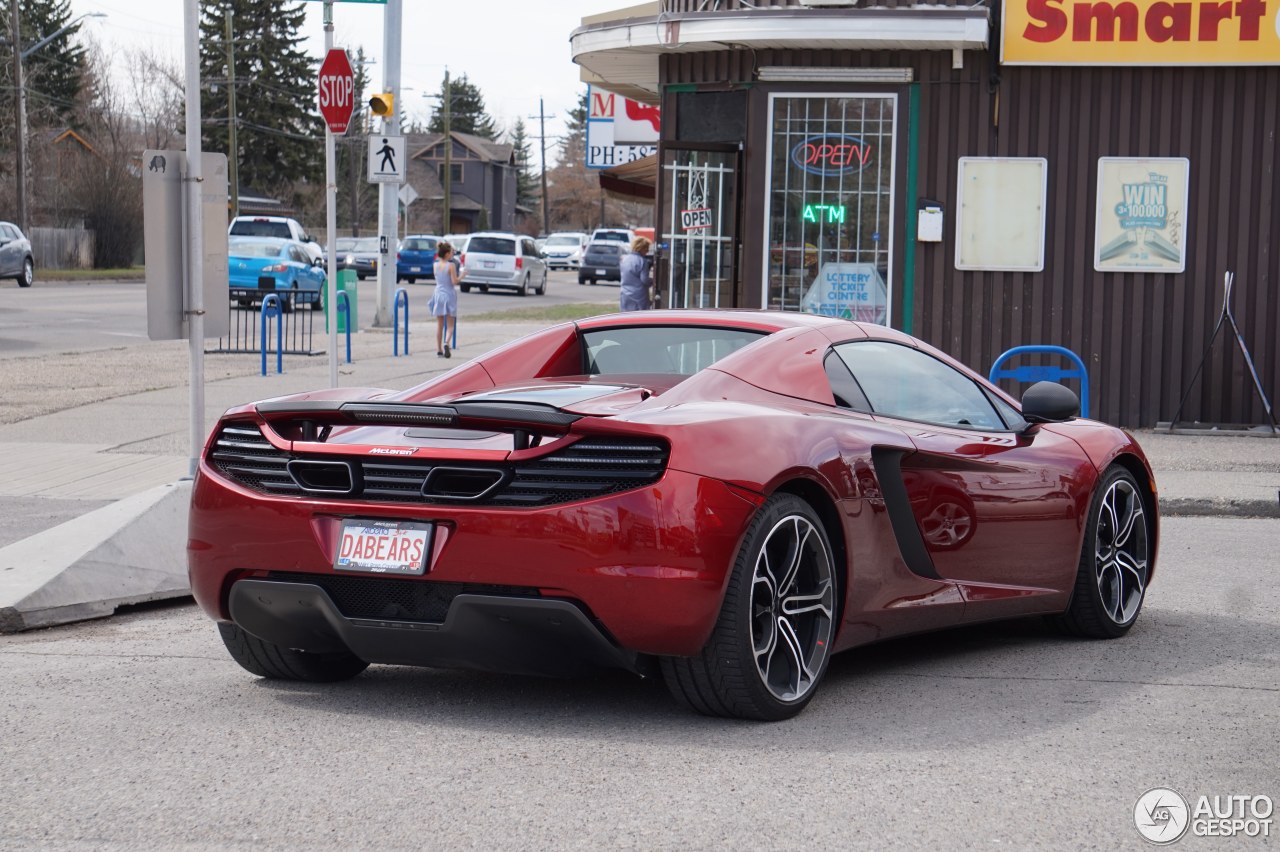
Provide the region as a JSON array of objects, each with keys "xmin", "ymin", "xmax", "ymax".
[
  {"xmin": 467, "ymin": 237, "xmax": 515, "ymax": 255},
  {"xmin": 582, "ymin": 325, "xmax": 767, "ymax": 376},
  {"xmin": 402, "ymin": 238, "xmax": 437, "ymax": 251},
  {"xmin": 593, "ymin": 231, "xmax": 630, "ymax": 242},
  {"xmin": 587, "ymin": 244, "xmax": 621, "ymax": 256},
  {"xmin": 545, "ymin": 236, "xmax": 581, "ymax": 247},
  {"xmin": 231, "ymin": 220, "xmax": 291, "ymax": 239}
]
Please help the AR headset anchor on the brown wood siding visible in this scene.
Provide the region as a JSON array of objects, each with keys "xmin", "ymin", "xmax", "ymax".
[{"xmin": 660, "ymin": 49, "xmax": 1279, "ymax": 427}]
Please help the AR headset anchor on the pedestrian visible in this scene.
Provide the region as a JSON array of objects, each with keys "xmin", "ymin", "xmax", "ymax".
[
  {"xmin": 619, "ymin": 236, "xmax": 653, "ymax": 311},
  {"xmin": 430, "ymin": 241, "xmax": 464, "ymax": 358}
]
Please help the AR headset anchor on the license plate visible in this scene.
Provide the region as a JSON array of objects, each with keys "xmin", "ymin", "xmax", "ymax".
[
  {"xmin": 410, "ymin": 266, "xmax": 421, "ymax": 272},
  {"xmin": 335, "ymin": 519, "xmax": 433, "ymax": 576},
  {"xmin": 483, "ymin": 260, "xmax": 496, "ymax": 268},
  {"xmin": 596, "ymin": 268, "xmax": 607, "ymax": 275}
]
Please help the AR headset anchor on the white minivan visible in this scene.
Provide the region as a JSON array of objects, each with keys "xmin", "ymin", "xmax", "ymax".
[{"xmin": 459, "ymin": 232, "xmax": 547, "ymax": 296}]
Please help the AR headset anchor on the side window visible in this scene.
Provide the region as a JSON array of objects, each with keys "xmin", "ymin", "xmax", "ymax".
[
  {"xmin": 834, "ymin": 341, "xmax": 1006, "ymax": 430},
  {"xmin": 289, "ymin": 246, "xmax": 306, "ymax": 264},
  {"xmin": 823, "ymin": 351, "xmax": 871, "ymax": 412}
]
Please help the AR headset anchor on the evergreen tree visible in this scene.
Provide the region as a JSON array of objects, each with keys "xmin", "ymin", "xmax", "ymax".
[
  {"xmin": 0, "ymin": 0, "xmax": 87, "ymax": 125},
  {"xmin": 199, "ymin": 0, "xmax": 321, "ymax": 191},
  {"xmin": 426, "ymin": 73, "xmax": 497, "ymax": 140},
  {"xmin": 509, "ymin": 118, "xmax": 539, "ymax": 211}
]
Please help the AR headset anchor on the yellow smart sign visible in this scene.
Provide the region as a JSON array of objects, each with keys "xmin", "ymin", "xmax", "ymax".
[{"xmin": 1002, "ymin": 0, "xmax": 1280, "ymax": 64}]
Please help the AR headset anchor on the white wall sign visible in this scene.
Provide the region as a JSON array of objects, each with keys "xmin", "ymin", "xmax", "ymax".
[
  {"xmin": 586, "ymin": 85, "xmax": 658, "ymax": 169},
  {"xmin": 955, "ymin": 157, "xmax": 1047, "ymax": 272},
  {"xmin": 1094, "ymin": 157, "xmax": 1189, "ymax": 273},
  {"xmin": 368, "ymin": 134, "xmax": 406, "ymax": 184}
]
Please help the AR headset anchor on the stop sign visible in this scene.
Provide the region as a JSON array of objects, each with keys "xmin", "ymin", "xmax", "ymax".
[{"xmin": 317, "ymin": 49, "xmax": 355, "ymax": 135}]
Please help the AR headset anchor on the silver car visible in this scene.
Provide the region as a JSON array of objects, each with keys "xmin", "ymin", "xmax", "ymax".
[
  {"xmin": 541, "ymin": 232, "xmax": 588, "ymax": 270},
  {"xmin": 459, "ymin": 232, "xmax": 547, "ymax": 296},
  {"xmin": 0, "ymin": 221, "xmax": 34, "ymax": 288}
]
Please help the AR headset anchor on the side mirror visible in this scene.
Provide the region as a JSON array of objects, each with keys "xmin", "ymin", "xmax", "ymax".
[{"xmin": 1021, "ymin": 381, "xmax": 1080, "ymax": 424}]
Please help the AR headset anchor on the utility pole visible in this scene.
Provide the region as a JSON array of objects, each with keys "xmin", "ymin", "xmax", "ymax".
[
  {"xmin": 225, "ymin": 5, "xmax": 239, "ymax": 218},
  {"xmin": 442, "ymin": 68, "xmax": 451, "ymax": 236},
  {"xmin": 182, "ymin": 0, "xmax": 207, "ymax": 477},
  {"xmin": 527, "ymin": 97, "xmax": 554, "ymax": 236},
  {"xmin": 9, "ymin": 0, "xmax": 28, "ymax": 233},
  {"xmin": 373, "ymin": 0, "xmax": 402, "ymax": 327}
]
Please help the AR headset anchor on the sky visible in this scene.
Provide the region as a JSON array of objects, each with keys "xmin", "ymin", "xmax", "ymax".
[{"xmin": 67, "ymin": 0, "xmax": 614, "ymax": 161}]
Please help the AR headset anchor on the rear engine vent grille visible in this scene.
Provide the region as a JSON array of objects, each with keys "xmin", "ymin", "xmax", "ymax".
[
  {"xmin": 210, "ymin": 426, "xmax": 669, "ymax": 508},
  {"xmin": 268, "ymin": 571, "xmax": 540, "ymax": 623}
]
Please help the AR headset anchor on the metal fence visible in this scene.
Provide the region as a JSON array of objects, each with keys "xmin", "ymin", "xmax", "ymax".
[
  {"xmin": 210, "ymin": 290, "xmax": 323, "ymax": 357},
  {"xmin": 30, "ymin": 227, "xmax": 94, "ymax": 270}
]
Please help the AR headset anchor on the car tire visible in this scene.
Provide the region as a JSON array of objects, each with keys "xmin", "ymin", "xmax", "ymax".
[
  {"xmin": 17, "ymin": 257, "xmax": 33, "ymax": 288},
  {"xmin": 660, "ymin": 493, "xmax": 838, "ymax": 721},
  {"xmin": 406, "ymin": 277, "xmax": 416, "ymax": 284},
  {"xmin": 281, "ymin": 283, "xmax": 297, "ymax": 313},
  {"xmin": 216, "ymin": 623, "xmax": 368, "ymax": 682},
  {"xmin": 480, "ymin": 285, "xmax": 489, "ymax": 293},
  {"xmin": 578, "ymin": 275, "xmax": 587, "ymax": 286},
  {"xmin": 536, "ymin": 270, "xmax": 547, "ymax": 295},
  {"xmin": 518, "ymin": 274, "xmax": 529, "ymax": 297},
  {"xmin": 460, "ymin": 284, "xmax": 471, "ymax": 294},
  {"xmin": 1054, "ymin": 466, "xmax": 1151, "ymax": 639}
]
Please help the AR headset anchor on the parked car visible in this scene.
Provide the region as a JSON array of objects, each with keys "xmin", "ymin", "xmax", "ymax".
[
  {"xmin": 227, "ymin": 236, "xmax": 325, "ymax": 311},
  {"xmin": 335, "ymin": 236, "xmax": 379, "ymax": 280},
  {"xmin": 0, "ymin": 221, "xmax": 34, "ymax": 288},
  {"xmin": 590, "ymin": 227, "xmax": 634, "ymax": 246},
  {"xmin": 189, "ymin": 310, "xmax": 1158, "ymax": 720},
  {"xmin": 397, "ymin": 235, "xmax": 439, "ymax": 283},
  {"xmin": 541, "ymin": 231, "xmax": 589, "ymax": 270},
  {"xmin": 459, "ymin": 232, "xmax": 546, "ymax": 296},
  {"xmin": 229, "ymin": 216, "xmax": 323, "ymax": 264},
  {"xmin": 579, "ymin": 241, "xmax": 623, "ymax": 285}
]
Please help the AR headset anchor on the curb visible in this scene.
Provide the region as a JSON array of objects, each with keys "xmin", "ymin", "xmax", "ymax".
[{"xmin": 1159, "ymin": 497, "xmax": 1280, "ymax": 519}]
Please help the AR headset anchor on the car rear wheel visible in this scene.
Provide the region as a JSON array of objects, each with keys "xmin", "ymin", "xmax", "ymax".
[
  {"xmin": 661, "ymin": 493, "xmax": 837, "ymax": 720},
  {"xmin": 578, "ymin": 275, "xmax": 587, "ymax": 286},
  {"xmin": 536, "ymin": 269, "xmax": 547, "ymax": 295},
  {"xmin": 217, "ymin": 623, "xmax": 368, "ymax": 682},
  {"xmin": 1054, "ymin": 466, "xmax": 1150, "ymax": 638},
  {"xmin": 281, "ymin": 284, "xmax": 297, "ymax": 313},
  {"xmin": 518, "ymin": 273, "xmax": 529, "ymax": 297},
  {"xmin": 17, "ymin": 257, "xmax": 33, "ymax": 288},
  {"xmin": 460, "ymin": 284, "xmax": 471, "ymax": 293},
  {"xmin": 406, "ymin": 277, "xmax": 416, "ymax": 284}
]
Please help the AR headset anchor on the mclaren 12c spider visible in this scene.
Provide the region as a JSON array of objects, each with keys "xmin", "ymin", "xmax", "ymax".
[{"xmin": 189, "ymin": 310, "xmax": 1159, "ymax": 720}]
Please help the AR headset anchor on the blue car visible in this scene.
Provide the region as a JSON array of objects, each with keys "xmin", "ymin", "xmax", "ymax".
[
  {"xmin": 397, "ymin": 234, "xmax": 439, "ymax": 283},
  {"xmin": 228, "ymin": 237, "xmax": 326, "ymax": 311}
]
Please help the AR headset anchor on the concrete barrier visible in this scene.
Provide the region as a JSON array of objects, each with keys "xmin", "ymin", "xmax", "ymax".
[{"xmin": 0, "ymin": 481, "xmax": 192, "ymax": 633}]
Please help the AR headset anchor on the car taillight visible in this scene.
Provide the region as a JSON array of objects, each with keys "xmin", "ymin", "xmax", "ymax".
[
  {"xmin": 261, "ymin": 263, "xmax": 288, "ymax": 273},
  {"xmin": 515, "ymin": 257, "xmax": 523, "ymax": 270},
  {"xmin": 460, "ymin": 253, "xmax": 466, "ymax": 265},
  {"xmin": 396, "ymin": 252, "xmax": 401, "ymax": 260}
]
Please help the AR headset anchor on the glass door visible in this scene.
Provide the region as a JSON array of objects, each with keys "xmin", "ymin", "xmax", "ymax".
[{"xmin": 659, "ymin": 145, "xmax": 740, "ymax": 309}]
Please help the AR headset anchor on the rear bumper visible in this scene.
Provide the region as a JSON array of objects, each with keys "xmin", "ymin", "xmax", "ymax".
[
  {"xmin": 188, "ymin": 463, "xmax": 762, "ymax": 662},
  {"xmin": 229, "ymin": 580, "xmax": 640, "ymax": 677}
]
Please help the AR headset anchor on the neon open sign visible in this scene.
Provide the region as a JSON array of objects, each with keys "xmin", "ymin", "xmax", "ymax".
[{"xmin": 790, "ymin": 135, "xmax": 874, "ymax": 176}]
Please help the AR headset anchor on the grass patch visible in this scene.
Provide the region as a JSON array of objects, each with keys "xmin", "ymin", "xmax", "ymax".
[
  {"xmin": 464, "ymin": 303, "xmax": 615, "ymax": 323},
  {"xmin": 42, "ymin": 267, "xmax": 144, "ymax": 281}
]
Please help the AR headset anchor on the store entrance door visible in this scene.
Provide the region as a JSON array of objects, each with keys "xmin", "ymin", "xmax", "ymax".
[{"xmin": 659, "ymin": 145, "xmax": 741, "ymax": 309}]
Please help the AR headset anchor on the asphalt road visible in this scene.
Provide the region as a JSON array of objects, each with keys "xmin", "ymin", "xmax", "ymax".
[
  {"xmin": 1, "ymin": 516, "xmax": 1276, "ymax": 849},
  {"xmin": 0, "ymin": 269, "xmax": 618, "ymax": 359}
]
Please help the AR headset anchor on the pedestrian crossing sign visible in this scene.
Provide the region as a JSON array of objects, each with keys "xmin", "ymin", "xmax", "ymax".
[{"xmin": 368, "ymin": 135, "xmax": 406, "ymax": 184}]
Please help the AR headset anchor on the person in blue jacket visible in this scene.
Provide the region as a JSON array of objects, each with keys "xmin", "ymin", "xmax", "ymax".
[{"xmin": 618, "ymin": 236, "xmax": 653, "ymax": 311}]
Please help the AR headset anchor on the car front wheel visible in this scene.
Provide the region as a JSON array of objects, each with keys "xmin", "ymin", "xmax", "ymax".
[
  {"xmin": 217, "ymin": 623, "xmax": 368, "ymax": 682},
  {"xmin": 1055, "ymin": 466, "xmax": 1151, "ymax": 638},
  {"xmin": 661, "ymin": 493, "xmax": 837, "ymax": 720},
  {"xmin": 17, "ymin": 257, "xmax": 34, "ymax": 287}
]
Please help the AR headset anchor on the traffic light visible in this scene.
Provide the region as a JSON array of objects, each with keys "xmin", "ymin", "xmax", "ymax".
[{"xmin": 369, "ymin": 92, "xmax": 394, "ymax": 117}]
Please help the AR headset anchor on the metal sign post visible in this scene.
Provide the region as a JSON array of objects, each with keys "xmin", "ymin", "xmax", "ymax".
[
  {"xmin": 318, "ymin": 22, "xmax": 354, "ymax": 387},
  {"xmin": 182, "ymin": 0, "xmax": 206, "ymax": 478},
  {"xmin": 373, "ymin": 0, "xmax": 402, "ymax": 328}
]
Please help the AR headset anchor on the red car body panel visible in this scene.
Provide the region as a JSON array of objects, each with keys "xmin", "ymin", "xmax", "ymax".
[{"xmin": 188, "ymin": 310, "xmax": 1158, "ymax": 675}]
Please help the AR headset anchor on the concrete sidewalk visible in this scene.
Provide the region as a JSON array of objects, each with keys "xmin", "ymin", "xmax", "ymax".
[{"xmin": 0, "ymin": 317, "xmax": 1275, "ymax": 631}]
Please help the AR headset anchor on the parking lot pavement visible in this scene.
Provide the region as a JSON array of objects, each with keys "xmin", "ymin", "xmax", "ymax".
[{"xmin": 0, "ymin": 515, "xmax": 1275, "ymax": 848}]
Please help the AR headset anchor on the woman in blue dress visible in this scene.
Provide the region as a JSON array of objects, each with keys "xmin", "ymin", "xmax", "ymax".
[{"xmin": 430, "ymin": 241, "xmax": 465, "ymax": 357}]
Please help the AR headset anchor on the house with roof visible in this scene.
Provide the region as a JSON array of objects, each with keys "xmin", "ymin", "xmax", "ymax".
[{"xmin": 406, "ymin": 132, "xmax": 520, "ymax": 235}]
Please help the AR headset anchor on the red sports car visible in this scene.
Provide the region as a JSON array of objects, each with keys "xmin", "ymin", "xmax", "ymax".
[{"xmin": 189, "ymin": 310, "xmax": 1158, "ymax": 720}]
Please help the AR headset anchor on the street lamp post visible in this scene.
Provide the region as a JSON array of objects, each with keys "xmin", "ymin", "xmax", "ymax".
[{"xmin": 7, "ymin": 8, "xmax": 106, "ymax": 233}]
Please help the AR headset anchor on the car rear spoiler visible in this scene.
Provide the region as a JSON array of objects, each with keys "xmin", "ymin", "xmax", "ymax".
[{"xmin": 254, "ymin": 399, "xmax": 581, "ymax": 431}]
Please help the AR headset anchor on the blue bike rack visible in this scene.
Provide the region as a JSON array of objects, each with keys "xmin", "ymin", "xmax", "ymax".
[
  {"xmin": 336, "ymin": 290, "xmax": 352, "ymax": 364},
  {"xmin": 260, "ymin": 294, "xmax": 283, "ymax": 376},
  {"xmin": 393, "ymin": 287, "xmax": 409, "ymax": 356},
  {"xmin": 989, "ymin": 345, "xmax": 1090, "ymax": 419}
]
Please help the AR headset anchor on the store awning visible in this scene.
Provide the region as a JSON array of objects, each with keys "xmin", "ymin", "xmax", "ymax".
[
  {"xmin": 572, "ymin": 6, "xmax": 990, "ymax": 98},
  {"xmin": 600, "ymin": 154, "xmax": 657, "ymax": 201}
]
